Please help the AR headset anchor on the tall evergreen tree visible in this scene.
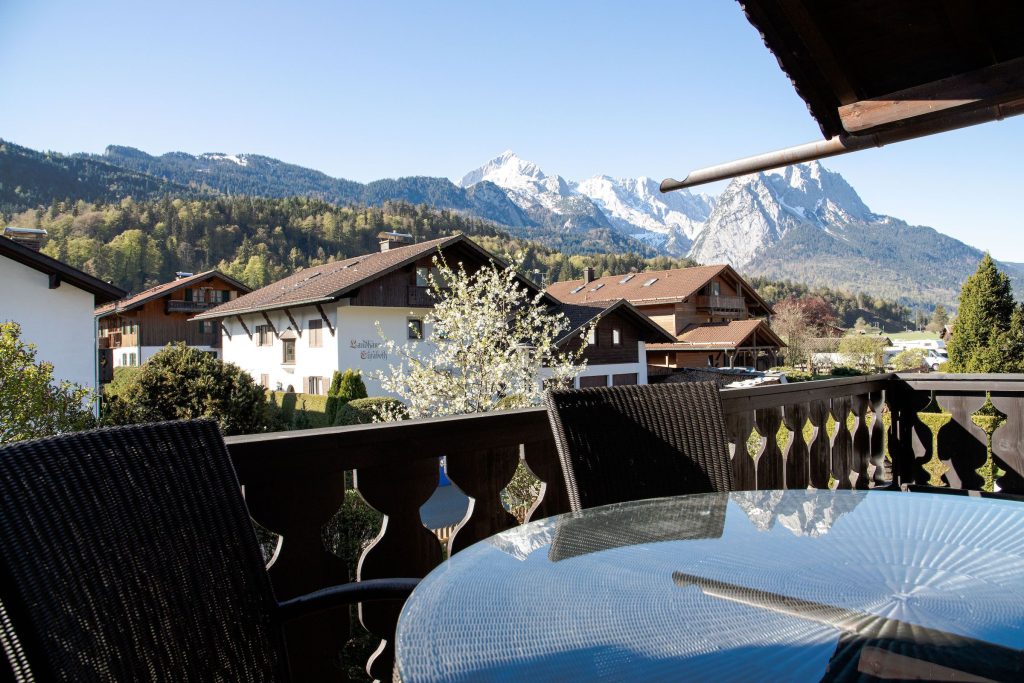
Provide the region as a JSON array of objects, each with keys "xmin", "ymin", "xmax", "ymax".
[
  {"xmin": 948, "ymin": 254, "xmax": 1021, "ymax": 372},
  {"xmin": 926, "ymin": 304, "xmax": 949, "ymax": 333}
]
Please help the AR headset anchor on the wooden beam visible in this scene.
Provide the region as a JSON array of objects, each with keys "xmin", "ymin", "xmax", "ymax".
[
  {"xmin": 235, "ymin": 315, "xmax": 252, "ymax": 339},
  {"xmin": 261, "ymin": 312, "xmax": 278, "ymax": 336},
  {"xmin": 840, "ymin": 57, "xmax": 1024, "ymax": 134},
  {"xmin": 220, "ymin": 322, "xmax": 232, "ymax": 341},
  {"xmin": 48, "ymin": 273, "xmax": 61, "ymax": 289},
  {"xmin": 776, "ymin": 0, "xmax": 859, "ymax": 104},
  {"xmin": 284, "ymin": 308, "xmax": 301, "ymax": 337},
  {"xmin": 315, "ymin": 303, "xmax": 335, "ymax": 336}
]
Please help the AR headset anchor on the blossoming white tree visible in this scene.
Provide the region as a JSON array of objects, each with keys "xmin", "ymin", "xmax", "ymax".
[{"xmin": 373, "ymin": 253, "xmax": 591, "ymax": 421}]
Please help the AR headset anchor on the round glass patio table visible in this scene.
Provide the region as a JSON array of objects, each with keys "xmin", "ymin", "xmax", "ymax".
[{"xmin": 395, "ymin": 490, "xmax": 1024, "ymax": 682}]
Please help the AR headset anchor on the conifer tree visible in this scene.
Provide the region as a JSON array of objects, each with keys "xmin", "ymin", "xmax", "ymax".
[{"xmin": 948, "ymin": 254, "xmax": 1021, "ymax": 372}]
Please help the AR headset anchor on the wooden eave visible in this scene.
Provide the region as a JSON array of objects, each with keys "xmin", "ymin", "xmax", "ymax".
[{"xmin": 740, "ymin": 0, "xmax": 1024, "ymax": 139}]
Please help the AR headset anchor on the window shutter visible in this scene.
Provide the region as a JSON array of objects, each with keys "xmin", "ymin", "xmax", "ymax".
[
  {"xmin": 302, "ymin": 376, "xmax": 309, "ymax": 394},
  {"xmin": 322, "ymin": 377, "xmax": 329, "ymax": 396}
]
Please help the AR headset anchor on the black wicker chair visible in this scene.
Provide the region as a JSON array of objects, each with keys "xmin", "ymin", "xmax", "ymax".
[
  {"xmin": 545, "ymin": 381, "xmax": 734, "ymax": 512},
  {"xmin": 0, "ymin": 420, "xmax": 417, "ymax": 682}
]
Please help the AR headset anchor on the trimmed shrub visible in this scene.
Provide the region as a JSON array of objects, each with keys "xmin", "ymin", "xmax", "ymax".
[
  {"xmin": 104, "ymin": 343, "xmax": 270, "ymax": 435},
  {"xmin": 782, "ymin": 369, "xmax": 813, "ymax": 383},
  {"xmin": 326, "ymin": 369, "xmax": 369, "ymax": 423},
  {"xmin": 830, "ymin": 365, "xmax": 865, "ymax": 377},
  {"xmin": 333, "ymin": 397, "xmax": 407, "ymax": 426}
]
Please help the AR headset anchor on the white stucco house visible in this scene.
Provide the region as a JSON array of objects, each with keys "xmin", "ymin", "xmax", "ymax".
[
  {"xmin": 0, "ymin": 232, "xmax": 125, "ymax": 396},
  {"xmin": 195, "ymin": 232, "xmax": 671, "ymax": 398}
]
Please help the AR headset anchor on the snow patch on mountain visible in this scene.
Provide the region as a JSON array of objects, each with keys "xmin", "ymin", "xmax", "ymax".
[
  {"xmin": 575, "ymin": 175, "xmax": 713, "ymax": 255},
  {"xmin": 201, "ymin": 153, "xmax": 249, "ymax": 167}
]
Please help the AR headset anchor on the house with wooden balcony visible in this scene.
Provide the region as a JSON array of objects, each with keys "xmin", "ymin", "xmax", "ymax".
[
  {"xmin": 194, "ymin": 232, "xmax": 674, "ymax": 396},
  {"xmin": 547, "ymin": 264, "xmax": 784, "ymax": 371},
  {"xmin": 95, "ymin": 270, "xmax": 250, "ymax": 377}
]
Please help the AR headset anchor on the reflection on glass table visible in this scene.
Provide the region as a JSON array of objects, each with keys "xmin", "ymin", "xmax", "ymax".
[{"xmin": 396, "ymin": 490, "xmax": 1024, "ymax": 682}]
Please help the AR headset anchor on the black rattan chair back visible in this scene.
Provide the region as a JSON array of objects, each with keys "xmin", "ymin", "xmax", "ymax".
[
  {"xmin": 545, "ymin": 382, "xmax": 734, "ymax": 511},
  {"xmin": 0, "ymin": 420, "xmax": 288, "ymax": 681}
]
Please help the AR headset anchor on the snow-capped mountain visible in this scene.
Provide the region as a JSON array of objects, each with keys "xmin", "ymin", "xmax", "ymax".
[
  {"xmin": 575, "ymin": 175, "xmax": 714, "ymax": 256},
  {"xmin": 460, "ymin": 151, "xmax": 714, "ymax": 254},
  {"xmin": 460, "ymin": 151, "xmax": 613, "ymax": 234},
  {"xmin": 690, "ymin": 160, "xmax": 1017, "ymax": 306},
  {"xmin": 690, "ymin": 161, "xmax": 879, "ymax": 267}
]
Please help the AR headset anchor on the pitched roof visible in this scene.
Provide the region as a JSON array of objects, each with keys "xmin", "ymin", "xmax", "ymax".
[
  {"xmin": 95, "ymin": 270, "xmax": 250, "ymax": 317},
  {"xmin": 553, "ymin": 299, "xmax": 676, "ymax": 346},
  {"xmin": 648, "ymin": 319, "xmax": 786, "ymax": 350},
  {"xmin": 194, "ymin": 234, "xmax": 545, "ymax": 320},
  {"xmin": 0, "ymin": 236, "xmax": 125, "ymax": 304},
  {"xmin": 545, "ymin": 264, "xmax": 773, "ymax": 313}
]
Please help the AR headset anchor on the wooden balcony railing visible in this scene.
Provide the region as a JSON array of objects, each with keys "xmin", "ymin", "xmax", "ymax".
[
  {"xmin": 224, "ymin": 372, "xmax": 1024, "ymax": 682},
  {"xmin": 407, "ymin": 286, "xmax": 438, "ymax": 308},
  {"xmin": 165, "ymin": 299, "xmax": 218, "ymax": 313},
  {"xmin": 694, "ymin": 294, "xmax": 746, "ymax": 311},
  {"xmin": 98, "ymin": 331, "xmax": 122, "ymax": 349}
]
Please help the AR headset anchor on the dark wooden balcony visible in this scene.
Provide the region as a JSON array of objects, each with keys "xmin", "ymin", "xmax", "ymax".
[
  {"xmin": 224, "ymin": 373, "xmax": 1024, "ymax": 681},
  {"xmin": 407, "ymin": 286, "xmax": 436, "ymax": 308},
  {"xmin": 165, "ymin": 299, "xmax": 218, "ymax": 313},
  {"xmin": 694, "ymin": 294, "xmax": 746, "ymax": 312},
  {"xmin": 98, "ymin": 331, "xmax": 122, "ymax": 349}
]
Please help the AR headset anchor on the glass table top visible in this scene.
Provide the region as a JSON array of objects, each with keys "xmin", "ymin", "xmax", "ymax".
[{"xmin": 396, "ymin": 490, "xmax": 1024, "ymax": 682}]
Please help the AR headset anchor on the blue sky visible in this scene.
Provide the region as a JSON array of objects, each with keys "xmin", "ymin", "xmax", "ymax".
[{"xmin": 2, "ymin": 0, "xmax": 1022, "ymax": 259}]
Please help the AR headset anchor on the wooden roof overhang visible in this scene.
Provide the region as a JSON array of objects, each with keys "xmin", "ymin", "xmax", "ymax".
[
  {"xmin": 554, "ymin": 299, "xmax": 678, "ymax": 347},
  {"xmin": 648, "ymin": 320, "xmax": 787, "ymax": 352},
  {"xmin": 662, "ymin": 0, "xmax": 1024, "ymax": 191}
]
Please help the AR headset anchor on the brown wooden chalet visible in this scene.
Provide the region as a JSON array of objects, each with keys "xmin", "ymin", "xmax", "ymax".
[
  {"xmin": 95, "ymin": 270, "xmax": 250, "ymax": 377},
  {"xmin": 546, "ymin": 264, "xmax": 784, "ymax": 370},
  {"xmin": 552, "ymin": 299, "xmax": 676, "ymax": 387}
]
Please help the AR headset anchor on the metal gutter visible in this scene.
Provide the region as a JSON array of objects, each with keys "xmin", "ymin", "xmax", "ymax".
[{"xmin": 661, "ymin": 99, "xmax": 1024, "ymax": 191}]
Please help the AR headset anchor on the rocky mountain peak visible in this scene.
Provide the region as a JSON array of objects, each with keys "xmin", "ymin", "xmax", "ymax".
[{"xmin": 459, "ymin": 150, "xmax": 547, "ymax": 189}]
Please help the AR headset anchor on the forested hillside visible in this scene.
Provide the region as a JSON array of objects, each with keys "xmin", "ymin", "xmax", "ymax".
[
  {"xmin": 6, "ymin": 196, "xmax": 690, "ymax": 296},
  {"xmin": 750, "ymin": 276, "xmax": 913, "ymax": 331},
  {"xmin": 0, "ymin": 140, "xmax": 192, "ymax": 214}
]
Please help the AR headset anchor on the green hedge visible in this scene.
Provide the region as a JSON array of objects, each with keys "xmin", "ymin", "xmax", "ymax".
[
  {"xmin": 769, "ymin": 367, "xmax": 813, "ymax": 383},
  {"xmin": 830, "ymin": 366, "xmax": 865, "ymax": 377},
  {"xmin": 333, "ymin": 397, "xmax": 406, "ymax": 426},
  {"xmin": 267, "ymin": 391, "xmax": 331, "ymax": 429}
]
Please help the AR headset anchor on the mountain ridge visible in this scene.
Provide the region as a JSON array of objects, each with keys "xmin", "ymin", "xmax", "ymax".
[{"xmin": 2, "ymin": 139, "xmax": 1016, "ymax": 308}]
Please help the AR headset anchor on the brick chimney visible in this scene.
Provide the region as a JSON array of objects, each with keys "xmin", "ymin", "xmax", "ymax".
[
  {"xmin": 4, "ymin": 226, "xmax": 47, "ymax": 252},
  {"xmin": 584, "ymin": 266, "xmax": 596, "ymax": 284},
  {"xmin": 377, "ymin": 231, "xmax": 414, "ymax": 252}
]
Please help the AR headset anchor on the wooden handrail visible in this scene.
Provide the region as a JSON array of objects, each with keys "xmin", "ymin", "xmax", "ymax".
[{"xmin": 223, "ymin": 373, "xmax": 1024, "ymax": 682}]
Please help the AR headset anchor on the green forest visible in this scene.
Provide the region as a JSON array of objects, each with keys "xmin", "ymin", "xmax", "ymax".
[{"xmin": 5, "ymin": 196, "xmax": 685, "ymax": 294}]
